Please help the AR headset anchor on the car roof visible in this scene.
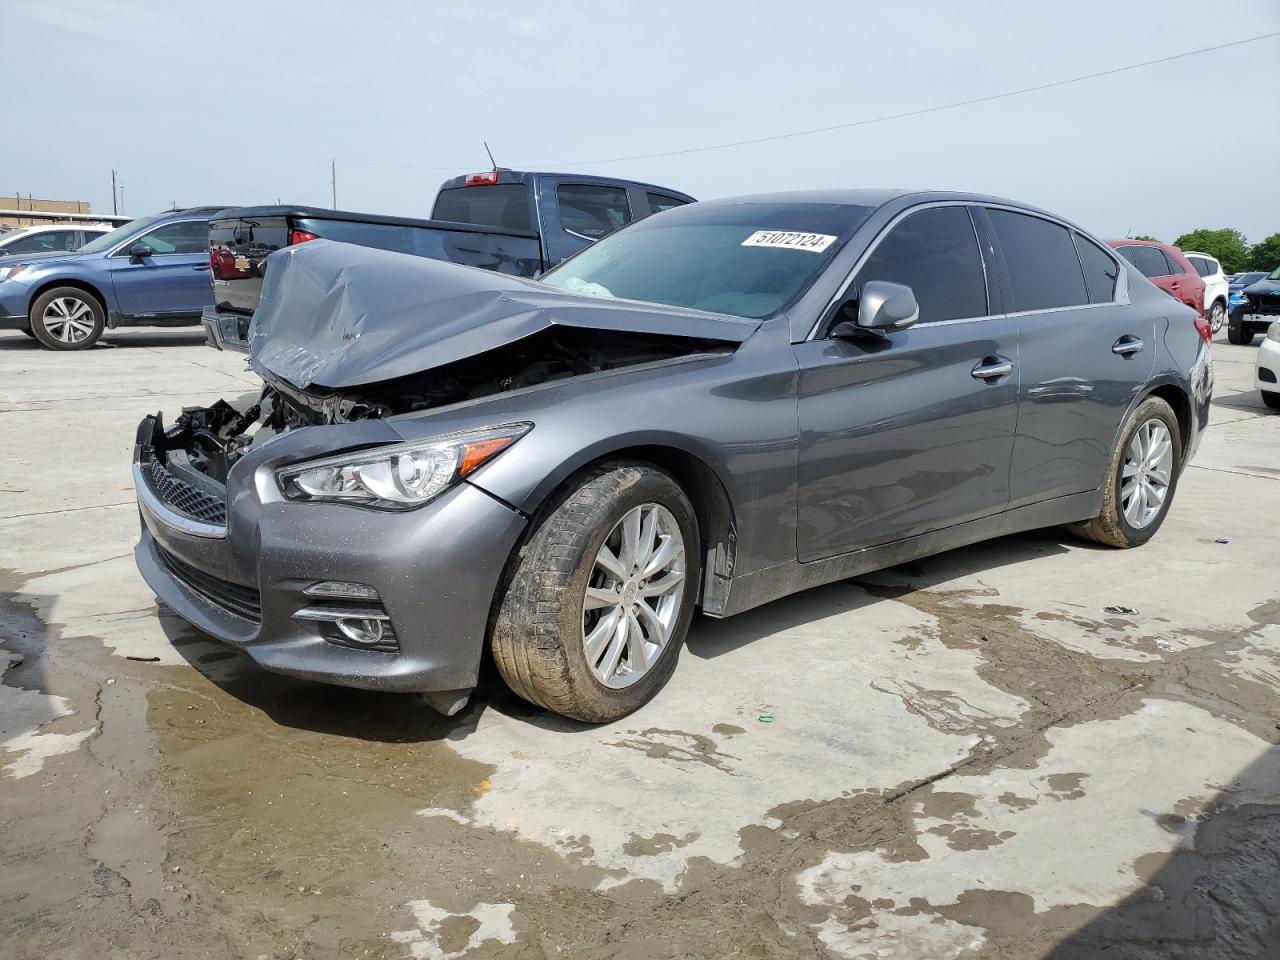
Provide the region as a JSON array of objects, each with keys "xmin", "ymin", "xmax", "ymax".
[
  {"xmin": 1182, "ymin": 251, "xmax": 1218, "ymax": 260},
  {"xmin": 693, "ymin": 188, "xmax": 1066, "ymax": 217}
]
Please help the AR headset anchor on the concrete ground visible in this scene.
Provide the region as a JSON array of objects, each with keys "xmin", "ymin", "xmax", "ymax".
[{"xmin": 1, "ymin": 326, "xmax": 1277, "ymax": 960}]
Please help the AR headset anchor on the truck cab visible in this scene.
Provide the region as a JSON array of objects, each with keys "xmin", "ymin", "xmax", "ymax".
[{"xmin": 431, "ymin": 170, "xmax": 695, "ymax": 268}]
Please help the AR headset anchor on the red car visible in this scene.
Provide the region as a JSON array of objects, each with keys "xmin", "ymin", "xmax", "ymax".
[{"xmin": 1108, "ymin": 239, "xmax": 1206, "ymax": 317}]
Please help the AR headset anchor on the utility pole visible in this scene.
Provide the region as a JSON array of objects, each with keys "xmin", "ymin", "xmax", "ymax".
[
  {"xmin": 111, "ymin": 169, "xmax": 118, "ymax": 215},
  {"xmin": 331, "ymin": 159, "xmax": 337, "ymax": 209}
]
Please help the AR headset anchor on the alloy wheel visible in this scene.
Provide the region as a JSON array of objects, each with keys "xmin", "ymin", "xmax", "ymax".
[
  {"xmin": 1209, "ymin": 302, "xmax": 1225, "ymax": 333},
  {"xmin": 581, "ymin": 502, "xmax": 686, "ymax": 689},
  {"xmin": 1120, "ymin": 419, "xmax": 1173, "ymax": 529},
  {"xmin": 42, "ymin": 297, "xmax": 96, "ymax": 344}
]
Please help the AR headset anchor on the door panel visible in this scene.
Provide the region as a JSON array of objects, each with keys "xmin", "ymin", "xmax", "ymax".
[
  {"xmin": 111, "ymin": 253, "xmax": 210, "ymax": 316},
  {"xmin": 794, "ymin": 318, "xmax": 1019, "ymax": 561},
  {"xmin": 1009, "ymin": 305, "xmax": 1154, "ymax": 505},
  {"xmin": 109, "ymin": 219, "xmax": 212, "ymax": 317}
]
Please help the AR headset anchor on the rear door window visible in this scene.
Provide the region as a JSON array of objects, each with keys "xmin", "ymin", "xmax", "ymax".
[
  {"xmin": 432, "ymin": 184, "xmax": 532, "ymax": 232},
  {"xmin": 557, "ymin": 183, "xmax": 632, "ymax": 241},
  {"xmin": 1116, "ymin": 245, "xmax": 1172, "ymax": 279},
  {"xmin": 987, "ymin": 209, "xmax": 1088, "ymax": 311},
  {"xmin": 1161, "ymin": 250, "xmax": 1187, "ymax": 276},
  {"xmin": 646, "ymin": 192, "xmax": 689, "ymax": 216},
  {"xmin": 1188, "ymin": 256, "xmax": 1212, "ymax": 278},
  {"xmin": 1073, "ymin": 234, "xmax": 1120, "ymax": 304},
  {"xmin": 853, "ymin": 205, "xmax": 988, "ymax": 324}
]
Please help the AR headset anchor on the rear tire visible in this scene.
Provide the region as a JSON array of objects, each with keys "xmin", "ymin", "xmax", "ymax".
[
  {"xmin": 1071, "ymin": 397, "xmax": 1181, "ymax": 549},
  {"xmin": 1208, "ymin": 300, "xmax": 1226, "ymax": 333},
  {"xmin": 1263, "ymin": 392, "xmax": 1280, "ymax": 411},
  {"xmin": 491, "ymin": 461, "xmax": 700, "ymax": 723},
  {"xmin": 30, "ymin": 287, "xmax": 105, "ymax": 350}
]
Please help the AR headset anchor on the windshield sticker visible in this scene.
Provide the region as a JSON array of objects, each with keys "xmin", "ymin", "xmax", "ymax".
[{"xmin": 741, "ymin": 230, "xmax": 837, "ymax": 253}]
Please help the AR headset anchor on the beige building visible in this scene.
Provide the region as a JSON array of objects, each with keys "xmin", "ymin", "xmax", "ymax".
[{"xmin": 1, "ymin": 196, "xmax": 94, "ymax": 230}]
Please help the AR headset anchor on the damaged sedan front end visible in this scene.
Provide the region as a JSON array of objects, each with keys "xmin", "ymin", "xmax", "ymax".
[{"xmin": 132, "ymin": 237, "xmax": 761, "ymax": 713}]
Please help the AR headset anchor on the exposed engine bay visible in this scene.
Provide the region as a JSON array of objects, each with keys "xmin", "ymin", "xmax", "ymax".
[{"xmin": 155, "ymin": 327, "xmax": 732, "ymax": 485}]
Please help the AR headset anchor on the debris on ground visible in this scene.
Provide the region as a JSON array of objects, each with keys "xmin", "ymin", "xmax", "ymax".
[{"xmin": 1104, "ymin": 605, "xmax": 1139, "ymax": 616}]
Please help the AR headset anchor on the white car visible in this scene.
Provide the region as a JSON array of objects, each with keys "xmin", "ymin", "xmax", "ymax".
[
  {"xmin": 1185, "ymin": 251, "xmax": 1230, "ymax": 333},
  {"xmin": 0, "ymin": 222, "xmax": 113, "ymax": 257},
  {"xmin": 1257, "ymin": 321, "xmax": 1280, "ymax": 410}
]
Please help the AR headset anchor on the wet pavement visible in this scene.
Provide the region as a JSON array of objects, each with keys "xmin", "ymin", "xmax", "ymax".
[{"xmin": 2, "ymin": 327, "xmax": 1278, "ymax": 960}]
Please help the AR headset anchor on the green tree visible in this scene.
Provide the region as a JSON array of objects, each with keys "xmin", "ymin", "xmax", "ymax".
[
  {"xmin": 1172, "ymin": 228, "xmax": 1250, "ymax": 273},
  {"xmin": 1248, "ymin": 233, "xmax": 1280, "ymax": 273},
  {"xmin": 1130, "ymin": 234, "xmax": 1160, "ymax": 242}
]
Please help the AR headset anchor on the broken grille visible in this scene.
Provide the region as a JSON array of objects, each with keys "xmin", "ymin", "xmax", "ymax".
[{"xmin": 147, "ymin": 460, "xmax": 227, "ymax": 526}]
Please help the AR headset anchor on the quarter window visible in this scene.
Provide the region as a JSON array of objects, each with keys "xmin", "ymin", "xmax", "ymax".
[
  {"xmin": 557, "ymin": 183, "xmax": 632, "ymax": 240},
  {"xmin": 850, "ymin": 206, "xmax": 987, "ymax": 324},
  {"xmin": 128, "ymin": 220, "xmax": 208, "ymax": 255},
  {"xmin": 988, "ymin": 209, "xmax": 1088, "ymax": 311},
  {"xmin": 1073, "ymin": 234, "xmax": 1119, "ymax": 304},
  {"xmin": 646, "ymin": 192, "xmax": 688, "ymax": 216}
]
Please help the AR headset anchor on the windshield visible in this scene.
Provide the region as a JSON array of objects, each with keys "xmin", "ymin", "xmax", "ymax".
[
  {"xmin": 77, "ymin": 216, "xmax": 152, "ymax": 254},
  {"xmin": 539, "ymin": 201, "xmax": 873, "ymax": 319},
  {"xmin": 1270, "ymin": 265, "xmax": 1280, "ymax": 281}
]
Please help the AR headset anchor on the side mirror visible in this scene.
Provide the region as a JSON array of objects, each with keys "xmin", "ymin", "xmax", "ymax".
[
  {"xmin": 128, "ymin": 241, "xmax": 153, "ymax": 262},
  {"xmin": 830, "ymin": 280, "xmax": 919, "ymax": 338}
]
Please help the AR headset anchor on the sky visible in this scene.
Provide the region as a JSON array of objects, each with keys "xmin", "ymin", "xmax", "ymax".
[{"xmin": 5, "ymin": 0, "xmax": 1279, "ymax": 244}]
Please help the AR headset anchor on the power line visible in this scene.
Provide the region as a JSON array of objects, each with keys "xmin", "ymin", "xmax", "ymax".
[
  {"xmin": 533, "ymin": 31, "xmax": 1280, "ymax": 166},
  {"xmin": 338, "ymin": 31, "xmax": 1280, "ymax": 173}
]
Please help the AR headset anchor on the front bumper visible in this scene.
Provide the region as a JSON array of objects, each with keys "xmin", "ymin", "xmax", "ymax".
[
  {"xmin": 1256, "ymin": 333, "xmax": 1280, "ymax": 394},
  {"xmin": 132, "ymin": 416, "xmax": 528, "ymax": 692}
]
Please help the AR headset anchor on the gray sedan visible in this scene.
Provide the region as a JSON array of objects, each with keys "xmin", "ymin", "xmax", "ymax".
[{"xmin": 132, "ymin": 190, "xmax": 1212, "ymax": 722}]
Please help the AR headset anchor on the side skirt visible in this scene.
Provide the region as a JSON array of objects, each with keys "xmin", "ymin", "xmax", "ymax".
[{"xmin": 713, "ymin": 490, "xmax": 1102, "ymax": 619}]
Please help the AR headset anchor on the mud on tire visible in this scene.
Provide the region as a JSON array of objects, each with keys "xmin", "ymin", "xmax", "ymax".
[
  {"xmin": 490, "ymin": 461, "xmax": 700, "ymax": 723},
  {"xmin": 1070, "ymin": 396, "xmax": 1181, "ymax": 549}
]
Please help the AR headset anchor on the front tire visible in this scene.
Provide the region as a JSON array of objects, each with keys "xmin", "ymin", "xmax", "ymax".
[
  {"xmin": 491, "ymin": 462, "xmax": 700, "ymax": 723},
  {"xmin": 1263, "ymin": 392, "xmax": 1280, "ymax": 411},
  {"xmin": 1071, "ymin": 397, "xmax": 1181, "ymax": 549},
  {"xmin": 30, "ymin": 287, "xmax": 105, "ymax": 350},
  {"xmin": 1208, "ymin": 300, "xmax": 1226, "ymax": 333},
  {"xmin": 1226, "ymin": 314, "xmax": 1254, "ymax": 346}
]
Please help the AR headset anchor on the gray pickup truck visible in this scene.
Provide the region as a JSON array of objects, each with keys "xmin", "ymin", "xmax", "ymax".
[{"xmin": 202, "ymin": 170, "xmax": 695, "ymax": 352}]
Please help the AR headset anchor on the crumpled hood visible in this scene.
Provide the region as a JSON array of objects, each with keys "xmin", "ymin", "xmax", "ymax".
[
  {"xmin": 1243, "ymin": 277, "xmax": 1280, "ymax": 298},
  {"xmin": 248, "ymin": 240, "xmax": 761, "ymax": 390}
]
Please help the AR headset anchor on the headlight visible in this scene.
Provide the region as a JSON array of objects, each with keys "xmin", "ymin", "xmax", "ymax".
[
  {"xmin": 0, "ymin": 264, "xmax": 30, "ymax": 283},
  {"xmin": 276, "ymin": 422, "xmax": 531, "ymax": 509},
  {"xmin": 1267, "ymin": 322, "xmax": 1280, "ymax": 344}
]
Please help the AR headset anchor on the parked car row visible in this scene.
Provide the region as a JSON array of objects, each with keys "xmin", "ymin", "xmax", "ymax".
[{"xmin": 0, "ymin": 170, "xmax": 694, "ymax": 351}]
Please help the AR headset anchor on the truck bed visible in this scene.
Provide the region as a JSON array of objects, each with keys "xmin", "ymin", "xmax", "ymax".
[{"xmin": 203, "ymin": 205, "xmax": 543, "ymax": 352}]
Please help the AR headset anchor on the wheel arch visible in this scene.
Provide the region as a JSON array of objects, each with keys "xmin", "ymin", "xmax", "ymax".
[
  {"xmin": 27, "ymin": 277, "xmax": 109, "ymax": 319},
  {"xmin": 1140, "ymin": 379, "xmax": 1193, "ymax": 457},
  {"xmin": 505, "ymin": 441, "xmax": 740, "ymax": 615}
]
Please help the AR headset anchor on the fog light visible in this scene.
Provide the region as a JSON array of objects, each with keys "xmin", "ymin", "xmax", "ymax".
[
  {"xmin": 304, "ymin": 580, "xmax": 380, "ymax": 601},
  {"xmin": 336, "ymin": 617, "xmax": 386, "ymax": 645}
]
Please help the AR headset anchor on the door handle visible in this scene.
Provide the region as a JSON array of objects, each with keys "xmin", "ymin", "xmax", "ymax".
[
  {"xmin": 1112, "ymin": 336, "xmax": 1145, "ymax": 356},
  {"xmin": 971, "ymin": 357, "xmax": 1014, "ymax": 380}
]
